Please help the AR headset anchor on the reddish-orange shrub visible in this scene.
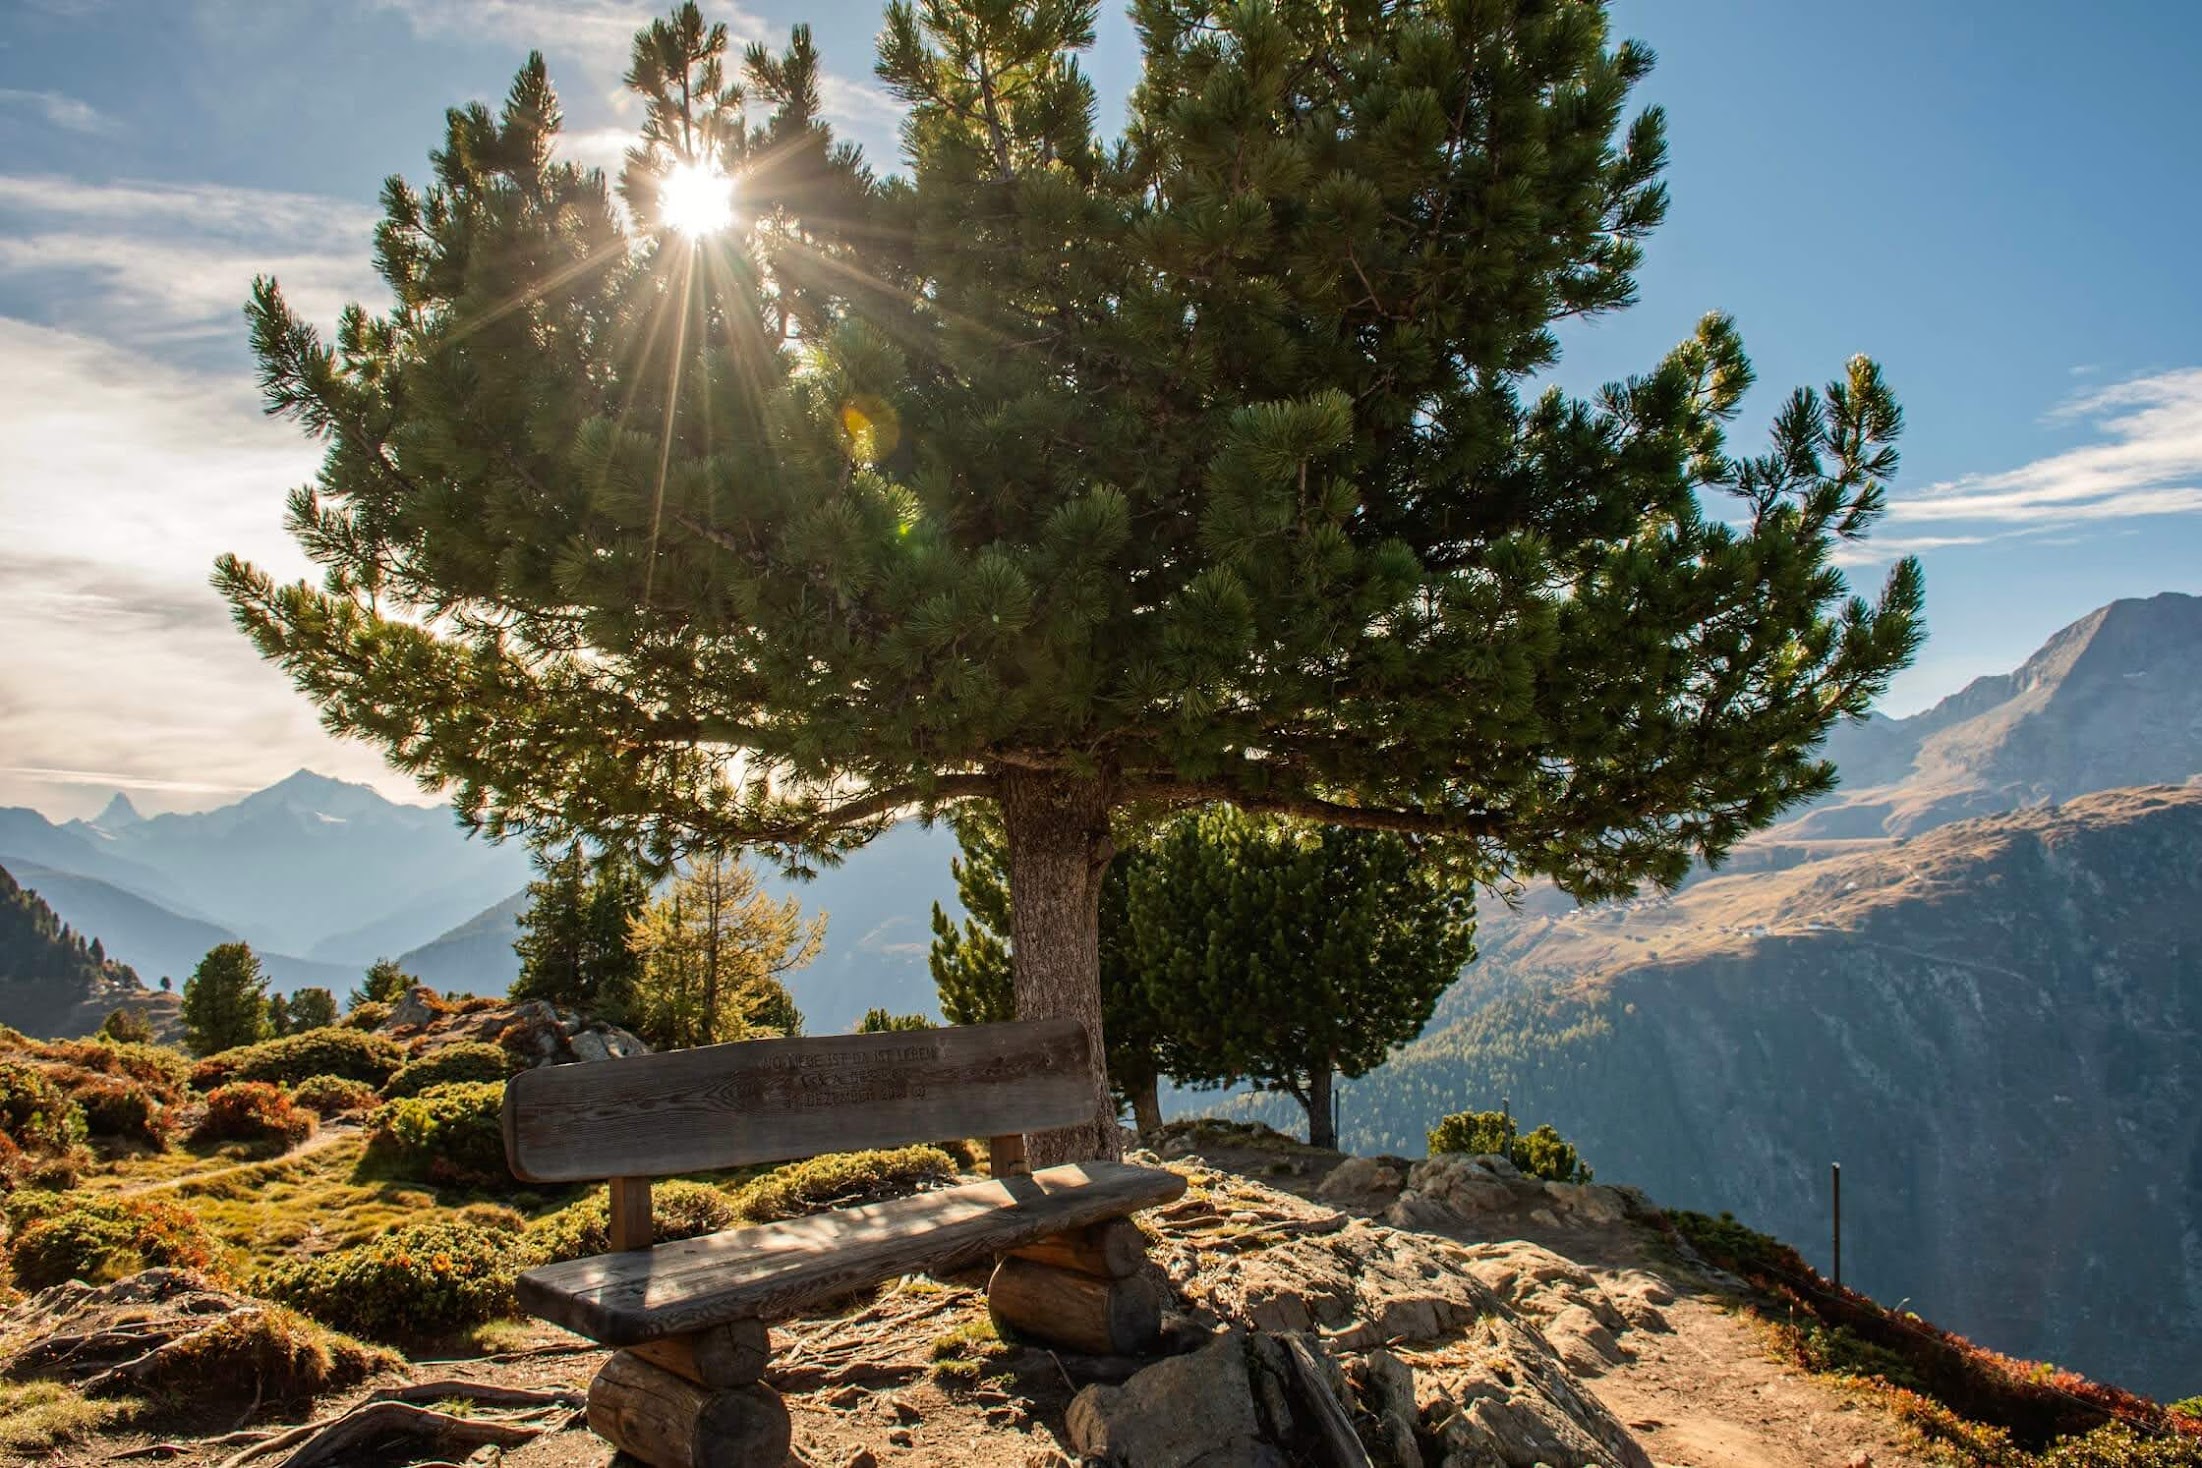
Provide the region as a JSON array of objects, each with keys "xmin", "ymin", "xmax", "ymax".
[{"xmin": 191, "ymin": 1082, "xmax": 315, "ymax": 1150}]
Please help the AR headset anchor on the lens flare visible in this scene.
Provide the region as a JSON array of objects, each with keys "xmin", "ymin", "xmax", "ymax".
[{"xmin": 659, "ymin": 161, "xmax": 735, "ymax": 237}]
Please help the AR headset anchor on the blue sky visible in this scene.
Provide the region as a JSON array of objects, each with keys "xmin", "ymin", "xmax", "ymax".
[{"xmin": 2, "ymin": 0, "xmax": 2198, "ymax": 816}]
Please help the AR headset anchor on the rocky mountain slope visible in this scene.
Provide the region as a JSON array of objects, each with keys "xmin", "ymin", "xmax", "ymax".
[
  {"xmin": 1789, "ymin": 590, "xmax": 2202, "ymax": 840},
  {"xmin": 1332, "ymin": 784, "xmax": 2202, "ymax": 1400}
]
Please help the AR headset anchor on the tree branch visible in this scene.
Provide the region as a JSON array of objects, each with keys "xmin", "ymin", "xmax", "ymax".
[{"xmin": 1126, "ymin": 779, "xmax": 1506, "ymax": 838}]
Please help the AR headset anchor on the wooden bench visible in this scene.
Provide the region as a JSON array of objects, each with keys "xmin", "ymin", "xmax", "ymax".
[{"xmin": 502, "ymin": 1017, "xmax": 1186, "ymax": 1468}]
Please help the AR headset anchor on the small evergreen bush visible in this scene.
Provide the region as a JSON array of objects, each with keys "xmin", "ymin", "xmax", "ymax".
[
  {"xmin": 5, "ymin": 1193, "xmax": 219, "ymax": 1289},
  {"xmin": 0, "ymin": 1061, "xmax": 85, "ymax": 1156},
  {"xmin": 729, "ymin": 1146, "xmax": 957, "ymax": 1222},
  {"xmin": 68, "ymin": 1074, "xmax": 173, "ymax": 1148},
  {"xmin": 192, "ymin": 1082, "xmax": 315, "ymax": 1150},
  {"xmin": 380, "ymin": 1043, "xmax": 514, "ymax": 1099},
  {"xmin": 40, "ymin": 1040, "xmax": 191, "ymax": 1102},
  {"xmin": 526, "ymin": 1180, "xmax": 738, "ymax": 1263},
  {"xmin": 1425, "ymin": 1110, "xmax": 1591, "ymax": 1182},
  {"xmin": 189, "ymin": 1027, "xmax": 405, "ymax": 1091},
  {"xmin": 258, "ymin": 1218, "xmax": 523, "ymax": 1342},
  {"xmin": 365, "ymin": 1081, "xmax": 509, "ymax": 1187},
  {"xmin": 289, "ymin": 1074, "xmax": 378, "ymax": 1117},
  {"xmin": 342, "ymin": 1001, "xmax": 393, "ymax": 1031}
]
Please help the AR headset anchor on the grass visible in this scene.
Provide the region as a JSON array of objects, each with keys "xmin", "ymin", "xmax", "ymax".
[
  {"xmin": 0, "ymin": 1382, "xmax": 130, "ymax": 1455},
  {"xmin": 928, "ymin": 1314, "xmax": 1006, "ymax": 1386}
]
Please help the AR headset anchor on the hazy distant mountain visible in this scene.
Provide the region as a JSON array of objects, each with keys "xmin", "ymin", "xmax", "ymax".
[
  {"xmin": 5, "ymin": 862, "xmax": 355, "ymax": 995},
  {"xmin": 1791, "ymin": 591, "xmax": 2202, "ymax": 840},
  {"xmin": 396, "ymin": 821, "xmax": 962, "ymax": 1028},
  {"xmin": 4, "ymin": 770, "xmax": 533, "ymax": 962},
  {"xmin": 397, "ymin": 889, "xmax": 527, "ymax": 996}
]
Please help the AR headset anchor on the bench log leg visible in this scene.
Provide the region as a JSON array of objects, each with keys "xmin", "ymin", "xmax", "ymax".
[
  {"xmin": 987, "ymin": 1253, "xmax": 1165, "ymax": 1357},
  {"xmin": 628, "ymin": 1319, "xmax": 772, "ymax": 1388},
  {"xmin": 1006, "ymin": 1218, "xmax": 1148, "ymax": 1279},
  {"xmin": 588, "ymin": 1349, "xmax": 789, "ymax": 1468}
]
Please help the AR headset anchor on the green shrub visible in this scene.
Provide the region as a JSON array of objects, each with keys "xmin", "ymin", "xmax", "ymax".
[
  {"xmin": 729, "ymin": 1146, "xmax": 957, "ymax": 1222},
  {"xmin": 289, "ymin": 1074, "xmax": 379, "ymax": 1117},
  {"xmin": 6, "ymin": 1193, "xmax": 219, "ymax": 1290},
  {"xmin": 258, "ymin": 1219, "xmax": 523, "ymax": 1342},
  {"xmin": 1426, "ymin": 1109, "xmax": 1514, "ymax": 1158},
  {"xmin": 2039, "ymin": 1426, "xmax": 2202, "ymax": 1467},
  {"xmin": 366, "ymin": 1081, "xmax": 510, "ymax": 1187},
  {"xmin": 192, "ymin": 1082, "xmax": 315, "ymax": 1150},
  {"xmin": 381, "ymin": 1043, "xmax": 515, "ymax": 1099},
  {"xmin": 98, "ymin": 1007, "xmax": 156, "ymax": 1044},
  {"xmin": 342, "ymin": 1001, "xmax": 393, "ymax": 1031},
  {"xmin": 41, "ymin": 1039, "xmax": 191, "ymax": 1102},
  {"xmin": 68, "ymin": 1074, "xmax": 173, "ymax": 1148},
  {"xmin": 1425, "ymin": 1110, "xmax": 1591, "ymax": 1182},
  {"xmin": 0, "ymin": 1061, "xmax": 85, "ymax": 1156},
  {"xmin": 190, "ymin": 1027, "xmax": 405, "ymax": 1091},
  {"xmin": 527, "ymin": 1180, "xmax": 739, "ymax": 1263}
]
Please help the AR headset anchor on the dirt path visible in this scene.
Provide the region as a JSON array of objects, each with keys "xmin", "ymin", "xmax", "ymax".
[
  {"xmin": 108, "ymin": 1123, "xmax": 357, "ymax": 1197},
  {"xmin": 1589, "ymin": 1294, "xmax": 1926, "ymax": 1468}
]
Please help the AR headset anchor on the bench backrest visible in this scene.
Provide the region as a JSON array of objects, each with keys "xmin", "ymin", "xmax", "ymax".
[{"xmin": 501, "ymin": 1018, "xmax": 1094, "ymax": 1184}]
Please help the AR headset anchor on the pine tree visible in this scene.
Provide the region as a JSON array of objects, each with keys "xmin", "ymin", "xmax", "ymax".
[
  {"xmin": 219, "ymin": 1, "xmax": 1923, "ymax": 1162},
  {"xmin": 1126, "ymin": 810, "xmax": 1474, "ymax": 1150},
  {"xmin": 932, "ymin": 805, "xmax": 1170, "ymax": 1134},
  {"xmin": 512, "ymin": 844, "xmax": 650, "ymax": 1019},
  {"xmin": 284, "ymin": 986, "xmax": 340, "ymax": 1032},
  {"xmin": 625, "ymin": 850, "xmax": 821, "ymax": 1049},
  {"xmin": 181, "ymin": 942, "xmax": 272, "ymax": 1056},
  {"xmin": 352, "ymin": 958, "xmax": 416, "ymax": 1009}
]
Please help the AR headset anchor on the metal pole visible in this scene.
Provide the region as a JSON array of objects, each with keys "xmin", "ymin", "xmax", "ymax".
[{"xmin": 1832, "ymin": 1161, "xmax": 1843, "ymax": 1289}]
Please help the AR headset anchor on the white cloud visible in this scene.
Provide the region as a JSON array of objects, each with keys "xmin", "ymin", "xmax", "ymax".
[
  {"xmin": 0, "ymin": 174, "xmax": 385, "ymax": 342},
  {"xmin": 0, "ymin": 88, "xmax": 117, "ymax": 135},
  {"xmin": 1888, "ymin": 368, "xmax": 2202, "ymax": 532},
  {"xmin": 0, "ymin": 320, "xmax": 419, "ymax": 815}
]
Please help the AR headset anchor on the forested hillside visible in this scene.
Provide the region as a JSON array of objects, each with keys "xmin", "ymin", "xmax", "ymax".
[{"xmin": 0, "ymin": 861, "xmax": 165, "ymax": 1037}]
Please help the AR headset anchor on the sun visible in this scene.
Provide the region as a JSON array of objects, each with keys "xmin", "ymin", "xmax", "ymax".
[{"xmin": 659, "ymin": 160, "xmax": 736, "ymax": 238}]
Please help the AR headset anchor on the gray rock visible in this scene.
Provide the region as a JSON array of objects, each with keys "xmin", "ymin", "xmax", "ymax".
[
  {"xmin": 1319, "ymin": 1156, "xmax": 1407, "ymax": 1200},
  {"xmin": 1067, "ymin": 1335, "xmax": 1266, "ymax": 1467}
]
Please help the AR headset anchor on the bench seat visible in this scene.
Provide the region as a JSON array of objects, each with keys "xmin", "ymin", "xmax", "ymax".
[{"xmin": 517, "ymin": 1159, "xmax": 1186, "ymax": 1346}]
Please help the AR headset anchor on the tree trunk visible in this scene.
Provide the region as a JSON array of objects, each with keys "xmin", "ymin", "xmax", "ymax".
[
  {"xmin": 1129, "ymin": 1072, "xmax": 1163, "ymax": 1139},
  {"xmin": 997, "ymin": 768, "xmax": 1119, "ymax": 1165},
  {"xmin": 1306, "ymin": 1063, "xmax": 1336, "ymax": 1151}
]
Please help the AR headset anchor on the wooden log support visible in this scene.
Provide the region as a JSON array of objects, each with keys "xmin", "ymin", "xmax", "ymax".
[
  {"xmin": 1007, "ymin": 1218, "xmax": 1148, "ymax": 1279},
  {"xmin": 989, "ymin": 1132, "xmax": 1029, "ymax": 1178},
  {"xmin": 628, "ymin": 1319, "xmax": 771, "ymax": 1388},
  {"xmin": 986, "ymin": 1255, "xmax": 1165, "ymax": 1357},
  {"xmin": 609, "ymin": 1176, "xmax": 653, "ymax": 1252},
  {"xmin": 587, "ymin": 1350, "xmax": 789, "ymax": 1468}
]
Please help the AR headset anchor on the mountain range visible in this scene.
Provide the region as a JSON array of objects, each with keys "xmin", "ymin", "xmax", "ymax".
[{"xmin": 0, "ymin": 770, "xmax": 534, "ymax": 992}]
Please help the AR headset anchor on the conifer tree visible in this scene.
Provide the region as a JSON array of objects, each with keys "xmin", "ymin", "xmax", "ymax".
[
  {"xmin": 1126, "ymin": 810, "xmax": 1474, "ymax": 1149},
  {"xmin": 932, "ymin": 805, "xmax": 1170, "ymax": 1133},
  {"xmin": 626, "ymin": 851, "xmax": 821, "ymax": 1048},
  {"xmin": 512, "ymin": 844, "xmax": 650, "ymax": 1020},
  {"xmin": 181, "ymin": 942, "xmax": 272, "ymax": 1056},
  {"xmin": 219, "ymin": 0, "xmax": 1923, "ymax": 1161},
  {"xmin": 352, "ymin": 958, "xmax": 416, "ymax": 1009},
  {"xmin": 284, "ymin": 986, "xmax": 340, "ymax": 1033}
]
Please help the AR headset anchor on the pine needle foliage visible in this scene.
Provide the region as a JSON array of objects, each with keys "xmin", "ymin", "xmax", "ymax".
[{"xmin": 217, "ymin": 0, "xmax": 1923, "ymax": 1154}]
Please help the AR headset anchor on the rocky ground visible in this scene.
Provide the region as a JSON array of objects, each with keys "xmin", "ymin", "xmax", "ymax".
[{"xmin": 4, "ymin": 1119, "xmax": 1940, "ymax": 1468}]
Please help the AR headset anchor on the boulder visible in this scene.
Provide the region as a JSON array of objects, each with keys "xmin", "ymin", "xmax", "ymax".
[
  {"xmin": 1066, "ymin": 1334, "xmax": 1269, "ymax": 1467},
  {"xmin": 1319, "ymin": 1155, "xmax": 1406, "ymax": 1201}
]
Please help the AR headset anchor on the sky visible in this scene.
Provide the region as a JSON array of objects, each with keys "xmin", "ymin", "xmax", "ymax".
[{"xmin": 2, "ymin": 0, "xmax": 2199, "ymax": 819}]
